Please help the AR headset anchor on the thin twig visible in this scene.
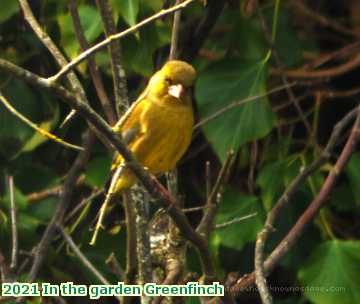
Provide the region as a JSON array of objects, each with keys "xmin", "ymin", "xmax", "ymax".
[
  {"xmin": 0, "ymin": 91, "xmax": 83, "ymax": 151},
  {"xmin": 273, "ymin": 52, "xmax": 360, "ymax": 79},
  {"xmin": 300, "ymin": 41, "xmax": 360, "ymax": 71},
  {"xmin": 65, "ymin": 189, "xmax": 104, "ymax": 223},
  {"xmin": 7, "ymin": 175, "xmax": 18, "ymax": 270},
  {"xmin": 96, "ymin": 0, "xmax": 129, "ymax": 118},
  {"xmin": 215, "ymin": 213, "xmax": 258, "ymax": 229},
  {"xmin": 181, "ymin": 0, "xmax": 227, "ymax": 61},
  {"xmin": 0, "ymin": 248, "xmax": 11, "ymax": 282},
  {"xmin": 134, "ymin": 191, "xmax": 152, "ymax": 286},
  {"xmin": 197, "ymin": 151, "xmax": 235, "ymax": 238},
  {"xmin": 169, "ymin": 0, "xmax": 183, "ymax": 60},
  {"xmin": 263, "ymin": 108, "xmax": 360, "ymax": 278},
  {"xmin": 231, "ymin": 105, "xmax": 360, "ymax": 296},
  {"xmin": 106, "ymin": 253, "xmax": 125, "ymax": 281},
  {"xmin": 50, "ymin": 0, "xmax": 197, "ymax": 82},
  {"xmin": 194, "ymin": 82, "xmax": 296, "ymax": 129},
  {"xmin": 69, "ymin": 0, "xmax": 117, "ymax": 125},
  {"xmin": 18, "ymin": 0, "xmax": 89, "ymax": 127},
  {"xmin": 58, "ymin": 226, "xmax": 121, "ymax": 303},
  {"xmin": 0, "ymin": 58, "xmax": 216, "ymax": 283},
  {"xmin": 290, "ymin": 0, "xmax": 360, "ymax": 38},
  {"xmin": 123, "ymin": 191, "xmax": 137, "ymax": 285},
  {"xmin": 26, "ymin": 132, "xmax": 95, "ymax": 283},
  {"xmin": 183, "ymin": 206, "xmax": 206, "ymax": 213},
  {"xmin": 257, "ymin": 1, "xmax": 312, "ymax": 135},
  {"xmin": 26, "ymin": 186, "xmax": 61, "ymax": 204},
  {"xmin": 205, "ymin": 161, "xmax": 211, "ymax": 200}
]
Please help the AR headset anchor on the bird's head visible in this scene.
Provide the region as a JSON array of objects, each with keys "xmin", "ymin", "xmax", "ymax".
[{"xmin": 148, "ymin": 60, "xmax": 196, "ymax": 103}]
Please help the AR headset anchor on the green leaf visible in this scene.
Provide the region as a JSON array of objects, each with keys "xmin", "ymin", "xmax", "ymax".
[
  {"xmin": 17, "ymin": 212, "xmax": 42, "ymax": 233},
  {"xmin": 0, "ymin": 1, "xmax": 19, "ymax": 23},
  {"xmin": 84, "ymin": 156, "xmax": 112, "ymax": 188},
  {"xmin": 58, "ymin": 5, "xmax": 102, "ymax": 60},
  {"xmin": 196, "ymin": 59, "xmax": 275, "ymax": 162},
  {"xmin": 256, "ymin": 157, "xmax": 302, "ymax": 210},
  {"xmin": 298, "ymin": 240, "xmax": 360, "ymax": 304},
  {"xmin": 186, "ymin": 298, "xmax": 201, "ymax": 304},
  {"xmin": 122, "ymin": 22, "xmax": 171, "ymax": 76},
  {"xmin": 14, "ymin": 163, "xmax": 59, "ymax": 194},
  {"xmin": 0, "ymin": 79, "xmax": 40, "ymax": 159},
  {"xmin": 346, "ymin": 152, "xmax": 360, "ymax": 205},
  {"xmin": 21, "ymin": 104, "xmax": 60, "ymax": 153},
  {"xmin": 1, "ymin": 186, "xmax": 28, "ymax": 211},
  {"xmin": 211, "ymin": 189, "xmax": 265, "ymax": 251},
  {"xmin": 264, "ymin": 5, "xmax": 304, "ymax": 68},
  {"xmin": 113, "ymin": 0, "xmax": 140, "ymax": 26},
  {"xmin": 28, "ymin": 197, "xmax": 58, "ymax": 222}
]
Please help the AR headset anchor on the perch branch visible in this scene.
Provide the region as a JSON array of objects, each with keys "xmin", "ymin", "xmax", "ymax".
[{"xmin": 0, "ymin": 57, "xmax": 216, "ymax": 283}]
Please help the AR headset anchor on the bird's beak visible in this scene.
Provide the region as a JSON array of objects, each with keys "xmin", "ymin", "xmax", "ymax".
[{"xmin": 168, "ymin": 84, "xmax": 185, "ymax": 99}]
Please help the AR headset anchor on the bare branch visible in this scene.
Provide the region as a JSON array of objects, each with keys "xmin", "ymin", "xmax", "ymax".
[
  {"xmin": 230, "ymin": 105, "xmax": 359, "ymax": 296},
  {"xmin": 69, "ymin": 0, "xmax": 117, "ymax": 125},
  {"xmin": 194, "ymin": 82, "xmax": 296, "ymax": 129},
  {"xmin": 123, "ymin": 192, "xmax": 137, "ymax": 285},
  {"xmin": 0, "ymin": 91, "xmax": 83, "ymax": 151},
  {"xmin": 169, "ymin": 0, "xmax": 183, "ymax": 60},
  {"xmin": 0, "ymin": 248, "xmax": 11, "ymax": 282},
  {"xmin": 58, "ymin": 226, "xmax": 122, "ymax": 303},
  {"xmin": 96, "ymin": 0, "xmax": 129, "ymax": 117},
  {"xmin": 27, "ymin": 132, "xmax": 95, "ymax": 283},
  {"xmin": 197, "ymin": 151, "xmax": 235, "ymax": 238},
  {"xmin": 256, "ymin": 1, "xmax": 312, "ymax": 135},
  {"xmin": 215, "ymin": 213, "xmax": 258, "ymax": 229},
  {"xmin": 7, "ymin": 175, "xmax": 18, "ymax": 270},
  {"xmin": 0, "ymin": 58, "xmax": 215, "ymax": 284},
  {"xmin": 181, "ymin": 0, "xmax": 227, "ymax": 61},
  {"xmin": 18, "ymin": 0, "xmax": 89, "ymax": 126},
  {"xmin": 106, "ymin": 253, "xmax": 125, "ymax": 281},
  {"xmin": 134, "ymin": 191, "xmax": 152, "ymax": 303},
  {"xmin": 50, "ymin": 0, "xmax": 197, "ymax": 82}
]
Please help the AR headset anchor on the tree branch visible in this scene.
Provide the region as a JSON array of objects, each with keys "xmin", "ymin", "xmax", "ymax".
[
  {"xmin": 7, "ymin": 175, "xmax": 18, "ymax": 270},
  {"xmin": 26, "ymin": 132, "xmax": 95, "ymax": 283},
  {"xmin": 0, "ymin": 57, "xmax": 215, "ymax": 285},
  {"xmin": 18, "ymin": 0, "xmax": 89, "ymax": 126},
  {"xmin": 95, "ymin": 0, "xmax": 129, "ymax": 118},
  {"xmin": 230, "ymin": 105, "xmax": 360, "ymax": 296},
  {"xmin": 69, "ymin": 0, "xmax": 117, "ymax": 125},
  {"xmin": 49, "ymin": 0, "xmax": 197, "ymax": 82}
]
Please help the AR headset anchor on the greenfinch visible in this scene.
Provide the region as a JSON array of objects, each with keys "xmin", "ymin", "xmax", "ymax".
[
  {"xmin": 91, "ymin": 60, "xmax": 196, "ymax": 244},
  {"xmin": 112, "ymin": 60, "xmax": 196, "ymax": 192}
]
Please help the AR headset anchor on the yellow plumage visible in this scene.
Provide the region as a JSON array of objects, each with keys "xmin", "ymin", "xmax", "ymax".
[
  {"xmin": 111, "ymin": 60, "xmax": 196, "ymax": 193},
  {"xmin": 90, "ymin": 60, "xmax": 196, "ymax": 245}
]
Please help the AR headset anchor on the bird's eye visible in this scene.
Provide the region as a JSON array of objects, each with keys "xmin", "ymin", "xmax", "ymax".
[{"xmin": 164, "ymin": 77, "xmax": 172, "ymax": 85}]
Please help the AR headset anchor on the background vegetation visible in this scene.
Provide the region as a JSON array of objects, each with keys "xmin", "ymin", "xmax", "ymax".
[{"xmin": 0, "ymin": 0, "xmax": 360, "ymax": 303}]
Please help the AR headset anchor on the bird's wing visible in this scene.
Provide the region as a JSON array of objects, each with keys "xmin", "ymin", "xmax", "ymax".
[
  {"xmin": 111, "ymin": 90, "xmax": 150, "ymax": 170},
  {"xmin": 112, "ymin": 85, "xmax": 150, "ymax": 134}
]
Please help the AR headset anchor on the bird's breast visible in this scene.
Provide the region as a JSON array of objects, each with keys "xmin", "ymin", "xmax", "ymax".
[{"xmin": 139, "ymin": 101, "xmax": 194, "ymax": 173}]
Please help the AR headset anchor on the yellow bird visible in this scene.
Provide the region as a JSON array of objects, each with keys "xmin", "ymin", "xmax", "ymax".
[
  {"xmin": 111, "ymin": 60, "xmax": 196, "ymax": 192},
  {"xmin": 90, "ymin": 60, "xmax": 196, "ymax": 244}
]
